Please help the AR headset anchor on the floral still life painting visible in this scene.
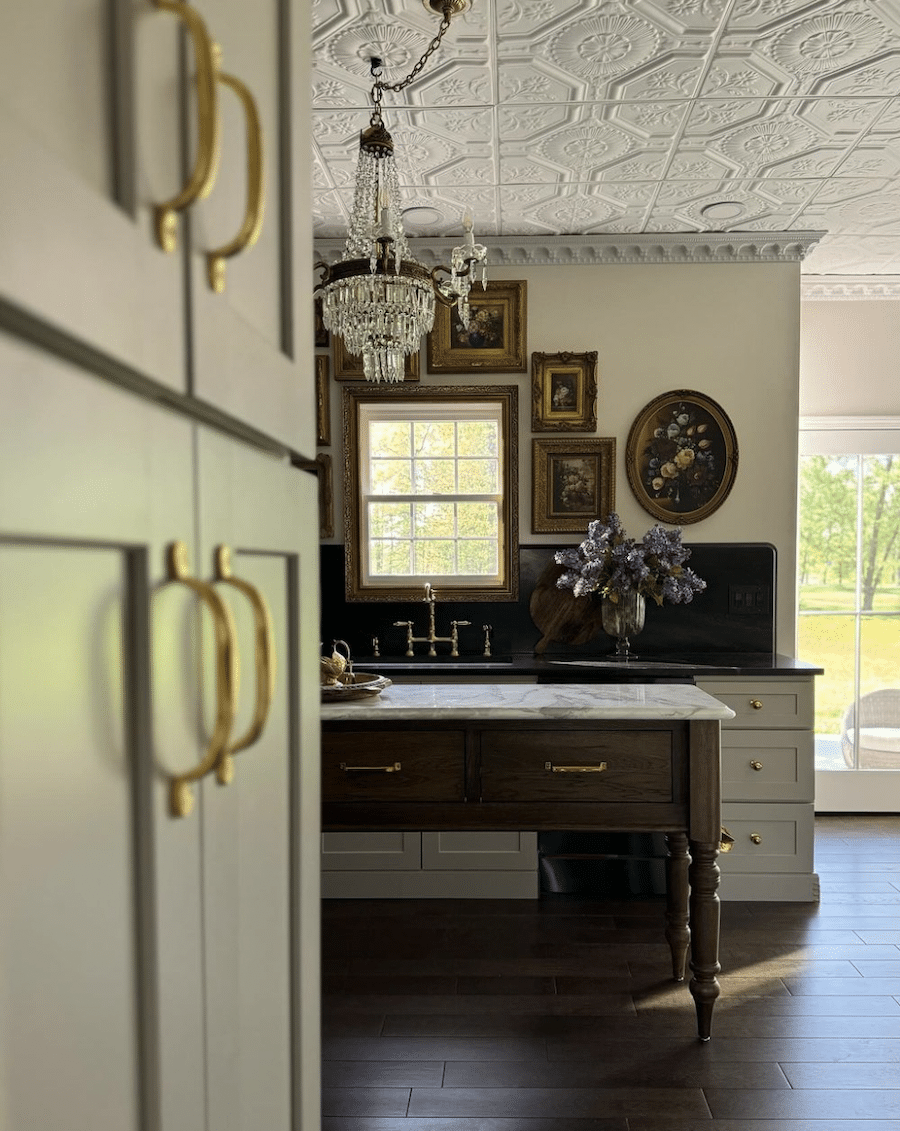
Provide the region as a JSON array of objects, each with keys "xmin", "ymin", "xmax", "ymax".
[{"xmin": 625, "ymin": 390, "xmax": 738, "ymax": 524}]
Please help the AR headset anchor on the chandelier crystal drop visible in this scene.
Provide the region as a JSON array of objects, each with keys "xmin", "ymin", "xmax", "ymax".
[{"xmin": 316, "ymin": 0, "xmax": 487, "ymax": 384}]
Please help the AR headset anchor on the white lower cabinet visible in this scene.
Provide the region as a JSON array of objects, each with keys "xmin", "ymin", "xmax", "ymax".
[
  {"xmin": 321, "ymin": 831, "xmax": 538, "ymax": 898},
  {"xmin": 696, "ymin": 676, "xmax": 819, "ymax": 901}
]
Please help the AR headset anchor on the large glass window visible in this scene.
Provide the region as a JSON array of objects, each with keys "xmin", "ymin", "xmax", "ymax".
[
  {"xmin": 342, "ymin": 385, "xmax": 518, "ymax": 601},
  {"xmin": 798, "ymin": 451, "xmax": 900, "ymax": 773}
]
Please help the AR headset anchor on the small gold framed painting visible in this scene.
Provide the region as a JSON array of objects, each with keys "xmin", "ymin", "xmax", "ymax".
[
  {"xmin": 532, "ymin": 437, "xmax": 616, "ymax": 534},
  {"xmin": 531, "ymin": 351, "xmax": 598, "ymax": 432}
]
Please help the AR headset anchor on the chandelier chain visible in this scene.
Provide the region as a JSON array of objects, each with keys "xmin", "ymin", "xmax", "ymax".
[{"xmin": 369, "ymin": 2, "xmax": 453, "ymax": 123}]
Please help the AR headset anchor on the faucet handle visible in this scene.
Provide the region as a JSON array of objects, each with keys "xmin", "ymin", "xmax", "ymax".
[
  {"xmin": 482, "ymin": 624, "xmax": 492, "ymax": 657},
  {"xmin": 393, "ymin": 620, "xmax": 412, "ymax": 627},
  {"xmin": 451, "ymin": 620, "xmax": 472, "ymax": 628}
]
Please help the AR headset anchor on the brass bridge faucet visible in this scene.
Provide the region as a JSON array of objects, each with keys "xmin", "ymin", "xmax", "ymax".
[{"xmin": 394, "ymin": 582, "xmax": 471, "ymax": 657}]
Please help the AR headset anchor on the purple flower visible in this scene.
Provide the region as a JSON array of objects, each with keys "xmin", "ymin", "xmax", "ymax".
[{"xmin": 554, "ymin": 514, "xmax": 706, "ymax": 606}]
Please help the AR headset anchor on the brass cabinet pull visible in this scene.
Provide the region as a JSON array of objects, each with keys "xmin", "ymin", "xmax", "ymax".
[
  {"xmin": 166, "ymin": 541, "xmax": 238, "ymax": 818},
  {"xmin": 339, "ymin": 762, "xmax": 402, "ymax": 773},
  {"xmin": 206, "ymin": 68, "xmax": 264, "ymax": 292},
  {"xmin": 152, "ymin": 0, "xmax": 221, "ymax": 252},
  {"xmin": 750, "ymin": 833, "xmax": 762, "ymax": 845},
  {"xmin": 750, "ymin": 760, "xmax": 764, "ymax": 771},
  {"xmin": 213, "ymin": 545, "xmax": 275, "ymax": 784},
  {"xmin": 750, "ymin": 698, "xmax": 763, "ymax": 709},
  {"xmin": 544, "ymin": 761, "xmax": 608, "ymax": 773}
]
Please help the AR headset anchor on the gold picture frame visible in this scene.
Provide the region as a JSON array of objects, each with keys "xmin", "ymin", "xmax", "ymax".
[
  {"xmin": 625, "ymin": 389, "xmax": 738, "ymax": 524},
  {"xmin": 332, "ymin": 335, "xmax": 420, "ymax": 382},
  {"xmin": 342, "ymin": 383, "xmax": 519, "ymax": 602},
  {"xmin": 426, "ymin": 280, "xmax": 527, "ymax": 373},
  {"xmin": 532, "ymin": 351, "xmax": 598, "ymax": 432},
  {"xmin": 532, "ymin": 437, "xmax": 616, "ymax": 534},
  {"xmin": 316, "ymin": 453, "xmax": 334, "ymax": 539},
  {"xmin": 315, "ymin": 354, "xmax": 330, "ymax": 445}
]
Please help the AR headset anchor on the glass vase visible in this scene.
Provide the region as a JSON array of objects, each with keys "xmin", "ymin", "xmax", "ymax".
[{"xmin": 600, "ymin": 591, "xmax": 645, "ymax": 660}]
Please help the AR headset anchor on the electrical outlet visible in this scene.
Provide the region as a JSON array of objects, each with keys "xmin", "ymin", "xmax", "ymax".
[{"xmin": 728, "ymin": 584, "xmax": 770, "ymax": 615}]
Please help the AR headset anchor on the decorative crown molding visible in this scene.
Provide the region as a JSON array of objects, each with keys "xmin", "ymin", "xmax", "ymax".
[
  {"xmin": 801, "ymin": 277, "xmax": 900, "ymax": 301},
  {"xmin": 315, "ymin": 232, "xmax": 825, "ymax": 268}
]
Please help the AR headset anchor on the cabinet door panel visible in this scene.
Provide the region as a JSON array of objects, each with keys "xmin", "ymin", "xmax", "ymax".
[
  {"xmin": 196, "ymin": 431, "xmax": 320, "ymax": 1131},
  {"xmin": 0, "ymin": 3, "xmax": 186, "ymax": 389},
  {"xmin": 0, "ymin": 546, "xmax": 140, "ymax": 1131},
  {"xmin": 422, "ymin": 831, "xmax": 538, "ymax": 871},
  {"xmin": 322, "ymin": 831, "xmax": 422, "ymax": 871},
  {"xmin": 190, "ymin": 0, "xmax": 313, "ymax": 451},
  {"xmin": 0, "ymin": 341, "xmax": 206, "ymax": 1131}
]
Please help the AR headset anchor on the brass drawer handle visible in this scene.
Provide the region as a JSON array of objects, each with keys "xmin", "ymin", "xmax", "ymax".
[
  {"xmin": 750, "ymin": 699, "xmax": 763, "ymax": 709},
  {"xmin": 206, "ymin": 65, "xmax": 265, "ymax": 292},
  {"xmin": 544, "ymin": 761, "xmax": 608, "ymax": 773},
  {"xmin": 719, "ymin": 827, "xmax": 735, "ymax": 853},
  {"xmin": 152, "ymin": 0, "xmax": 220, "ymax": 252},
  {"xmin": 750, "ymin": 760, "xmax": 764, "ymax": 771},
  {"xmin": 339, "ymin": 762, "xmax": 401, "ymax": 773},
  {"xmin": 750, "ymin": 833, "xmax": 762, "ymax": 845}
]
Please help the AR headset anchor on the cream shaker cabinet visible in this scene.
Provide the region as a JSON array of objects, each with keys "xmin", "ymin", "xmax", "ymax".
[
  {"xmin": 0, "ymin": 345, "xmax": 321, "ymax": 1131},
  {"xmin": 696, "ymin": 676, "xmax": 819, "ymax": 901},
  {"xmin": 1, "ymin": 0, "xmax": 313, "ymax": 454},
  {"xmin": 1, "ymin": 2, "xmax": 321, "ymax": 1127},
  {"xmin": 321, "ymin": 830, "xmax": 539, "ymax": 898}
]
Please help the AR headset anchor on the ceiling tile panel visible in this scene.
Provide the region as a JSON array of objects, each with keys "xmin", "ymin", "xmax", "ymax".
[{"xmin": 311, "ymin": 1, "xmax": 900, "ymax": 274}]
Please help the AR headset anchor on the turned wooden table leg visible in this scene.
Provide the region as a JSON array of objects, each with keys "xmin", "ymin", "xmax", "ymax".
[
  {"xmin": 688, "ymin": 839, "xmax": 721, "ymax": 1041},
  {"xmin": 664, "ymin": 832, "xmax": 690, "ymax": 981}
]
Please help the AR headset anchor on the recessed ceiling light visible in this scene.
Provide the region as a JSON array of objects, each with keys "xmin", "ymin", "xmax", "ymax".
[
  {"xmin": 700, "ymin": 201, "xmax": 745, "ymax": 221},
  {"xmin": 401, "ymin": 206, "xmax": 444, "ymax": 227}
]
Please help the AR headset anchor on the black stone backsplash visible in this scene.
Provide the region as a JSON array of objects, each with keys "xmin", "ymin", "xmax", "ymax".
[{"xmin": 319, "ymin": 542, "xmax": 776, "ymax": 660}]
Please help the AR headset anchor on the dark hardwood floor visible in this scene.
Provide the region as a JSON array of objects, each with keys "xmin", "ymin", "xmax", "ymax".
[{"xmin": 322, "ymin": 814, "xmax": 900, "ymax": 1129}]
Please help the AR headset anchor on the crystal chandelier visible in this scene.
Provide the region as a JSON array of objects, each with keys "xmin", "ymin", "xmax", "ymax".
[{"xmin": 316, "ymin": 0, "xmax": 487, "ymax": 384}]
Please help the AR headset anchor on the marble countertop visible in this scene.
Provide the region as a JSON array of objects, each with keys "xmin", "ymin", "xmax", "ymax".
[{"xmin": 320, "ymin": 682, "xmax": 737, "ymax": 722}]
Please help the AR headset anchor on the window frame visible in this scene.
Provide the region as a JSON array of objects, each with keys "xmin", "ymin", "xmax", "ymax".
[{"xmin": 342, "ymin": 384, "xmax": 519, "ymax": 602}]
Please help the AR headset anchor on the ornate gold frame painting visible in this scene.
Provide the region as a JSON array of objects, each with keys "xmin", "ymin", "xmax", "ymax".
[
  {"xmin": 426, "ymin": 280, "xmax": 526, "ymax": 373},
  {"xmin": 532, "ymin": 437, "xmax": 615, "ymax": 534},
  {"xmin": 625, "ymin": 389, "xmax": 738, "ymax": 524},
  {"xmin": 332, "ymin": 335, "xmax": 420, "ymax": 382},
  {"xmin": 532, "ymin": 351, "xmax": 598, "ymax": 432},
  {"xmin": 315, "ymin": 354, "xmax": 330, "ymax": 445}
]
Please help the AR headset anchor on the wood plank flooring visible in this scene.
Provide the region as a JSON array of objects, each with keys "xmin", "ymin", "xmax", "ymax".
[{"xmin": 322, "ymin": 814, "xmax": 900, "ymax": 1130}]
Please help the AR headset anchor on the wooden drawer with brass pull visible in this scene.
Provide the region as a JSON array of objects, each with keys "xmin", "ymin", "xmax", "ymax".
[
  {"xmin": 696, "ymin": 679, "xmax": 813, "ymax": 729},
  {"xmin": 322, "ymin": 730, "xmax": 465, "ymax": 802},
  {"xmin": 480, "ymin": 729, "xmax": 677, "ymax": 803}
]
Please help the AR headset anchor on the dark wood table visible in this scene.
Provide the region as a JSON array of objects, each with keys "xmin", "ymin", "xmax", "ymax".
[{"xmin": 321, "ymin": 683, "xmax": 733, "ymax": 1040}]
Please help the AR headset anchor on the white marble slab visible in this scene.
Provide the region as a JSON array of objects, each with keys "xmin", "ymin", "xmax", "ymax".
[{"xmin": 320, "ymin": 682, "xmax": 736, "ymax": 722}]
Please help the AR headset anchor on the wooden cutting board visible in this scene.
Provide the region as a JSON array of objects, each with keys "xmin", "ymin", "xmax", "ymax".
[{"xmin": 529, "ymin": 561, "xmax": 606, "ymax": 654}]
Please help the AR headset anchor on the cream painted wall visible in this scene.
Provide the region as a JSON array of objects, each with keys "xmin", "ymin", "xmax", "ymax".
[
  {"xmin": 319, "ymin": 260, "xmax": 801, "ymax": 652},
  {"xmin": 800, "ymin": 300, "xmax": 900, "ymax": 417}
]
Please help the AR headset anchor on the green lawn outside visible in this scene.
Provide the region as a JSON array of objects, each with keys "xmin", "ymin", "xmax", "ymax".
[
  {"xmin": 797, "ymin": 612, "xmax": 900, "ymax": 734},
  {"xmin": 799, "ymin": 584, "xmax": 900, "ymax": 613}
]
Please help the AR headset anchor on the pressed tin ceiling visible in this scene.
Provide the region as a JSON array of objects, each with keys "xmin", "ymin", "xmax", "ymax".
[{"xmin": 311, "ymin": 0, "xmax": 900, "ymax": 281}]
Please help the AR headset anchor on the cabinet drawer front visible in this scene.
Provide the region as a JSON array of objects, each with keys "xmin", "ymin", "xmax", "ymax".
[
  {"xmin": 322, "ymin": 731, "xmax": 464, "ymax": 802},
  {"xmin": 722, "ymin": 731, "xmax": 815, "ymax": 802},
  {"xmin": 697, "ymin": 679, "xmax": 813, "ymax": 729},
  {"xmin": 481, "ymin": 731, "xmax": 675, "ymax": 803},
  {"xmin": 719, "ymin": 803, "xmax": 815, "ymax": 873}
]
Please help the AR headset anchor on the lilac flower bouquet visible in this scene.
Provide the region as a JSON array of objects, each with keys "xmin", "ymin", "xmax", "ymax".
[{"xmin": 554, "ymin": 513, "xmax": 706, "ymax": 606}]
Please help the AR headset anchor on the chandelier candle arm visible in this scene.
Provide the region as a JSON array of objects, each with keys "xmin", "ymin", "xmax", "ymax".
[{"xmin": 314, "ymin": 0, "xmax": 486, "ymax": 384}]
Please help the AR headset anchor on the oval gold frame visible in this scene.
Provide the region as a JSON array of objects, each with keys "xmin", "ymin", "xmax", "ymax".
[{"xmin": 625, "ymin": 389, "xmax": 738, "ymax": 524}]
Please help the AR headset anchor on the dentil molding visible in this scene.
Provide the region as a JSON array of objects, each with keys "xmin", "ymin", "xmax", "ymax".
[
  {"xmin": 800, "ymin": 277, "xmax": 900, "ymax": 300},
  {"xmin": 314, "ymin": 232, "xmax": 825, "ymax": 268}
]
